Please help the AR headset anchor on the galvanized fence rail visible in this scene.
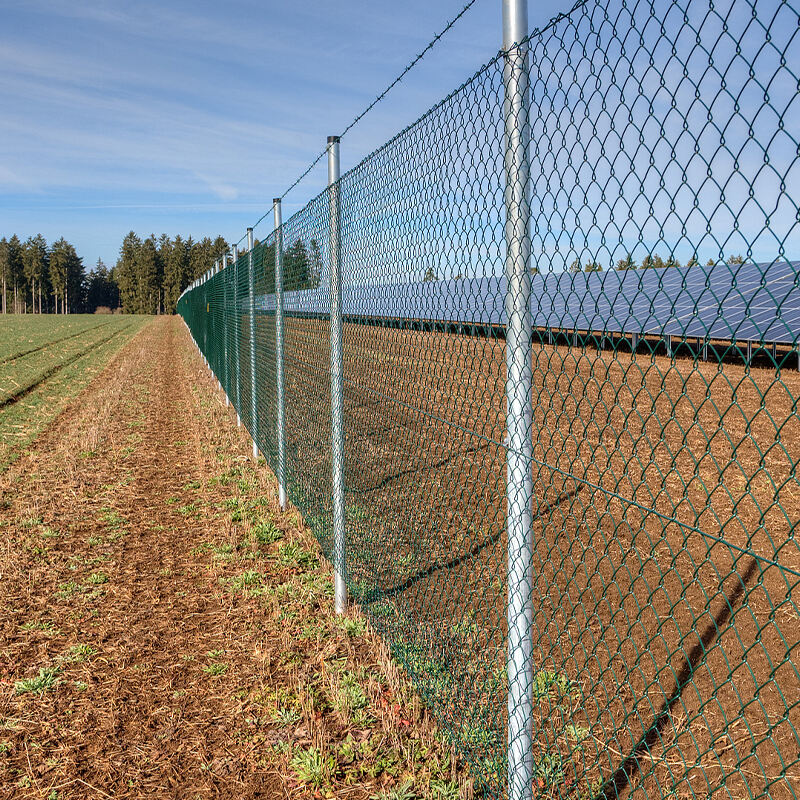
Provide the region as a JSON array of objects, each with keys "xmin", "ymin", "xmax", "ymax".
[{"xmin": 178, "ymin": 0, "xmax": 800, "ymax": 796}]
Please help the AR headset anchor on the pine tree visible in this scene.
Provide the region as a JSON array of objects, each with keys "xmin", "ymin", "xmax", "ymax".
[
  {"xmin": 190, "ymin": 238, "xmax": 214, "ymax": 281},
  {"xmin": 164, "ymin": 236, "xmax": 189, "ymax": 313},
  {"xmin": 7, "ymin": 235, "xmax": 24, "ymax": 313},
  {"xmin": 64, "ymin": 242, "xmax": 84, "ymax": 313},
  {"xmin": 49, "ymin": 238, "xmax": 70, "ymax": 313},
  {"xmin": 23, "ymin": 234, "xmax": 48, "ymax": 313},
  {"xmin": 285, "ymin": 239, "xmax": 309, "ymax": 290},
  {"xmin": 136, "ymin": 236, "xmax": 160, "ymax": 314},
  {"xmin": 0, "ymin": 238, "xmax": 8, "ymax": 313},
  {"xmin": 211, "ymin": 236, "xmax": 228, "ymax": 263},
  {"xmin": 616, "ymin": 253, "xmax": 636, "ymax": 270},
  {"xmin": 115, "ymin": 232, "xmax": 141, "ymax": 313},
  {"xmin": 309, "ymin": 239, "xmax": 323, "ymax": 288},
  {"xmin": 87, "ymin": 259, "xmax": 118, "ymax": 312}
]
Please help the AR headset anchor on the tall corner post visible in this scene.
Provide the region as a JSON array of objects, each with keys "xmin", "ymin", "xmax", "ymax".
[
  {"xmin": 233, "ymin": 245, "xmax": 242, "ymax": 428},
  {"xmin": 328, "ymin": 136, "xmax": 347, "ymax": 615},
  {"xmin": 247, "ymin": 228, "xmax": 258, "ymax": 461},
  {"xmin": 503, "ymin": 1, "xmax": 534, "ymax": 799},
  {"xmin": 274, "ymin": 199, "xmax": 288, "ymax": 512}
]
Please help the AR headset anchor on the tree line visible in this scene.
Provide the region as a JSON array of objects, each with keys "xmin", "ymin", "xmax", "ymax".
[{"xmin": 0, "ymin": 232, "xmax": 230, "ymax": 315}]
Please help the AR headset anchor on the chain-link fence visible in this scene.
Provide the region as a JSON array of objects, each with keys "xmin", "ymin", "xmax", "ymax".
[{"xmin": 177, "ymin": 0, "xmax": 799, "ymax": 796}]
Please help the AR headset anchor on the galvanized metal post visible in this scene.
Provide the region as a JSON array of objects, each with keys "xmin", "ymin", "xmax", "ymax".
[
  {"xmin": 223, "ymin": 254, "xmax": 230, "ymax": 407},
  {"xmin": 328, "ymin": 135, "xmax": 347, "ymax": 615},
  {"xmin": 215, "ymin": 259, "xmax": 222, "ymax": 393},
  {"xmin": 274, "ymin": 199, "xmax": 287, "ymax": 512},
  {"xmin": 248, "ymin": 228, "xmax": 258, "ymax": 461},
  {"xmin": 503, "ymin": 1, "xmax": 534, "ymax": 798},
  {"xmin": 233, "ymin": 245, "xmax": 242, "ymax": 428}
]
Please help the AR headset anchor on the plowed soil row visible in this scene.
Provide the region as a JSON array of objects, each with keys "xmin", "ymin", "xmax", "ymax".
[{"xmin": 0, "ymin": 317, "xmax": 465, "ymax": 800}]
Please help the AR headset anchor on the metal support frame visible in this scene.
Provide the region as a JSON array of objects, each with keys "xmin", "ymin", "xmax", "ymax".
[
  {"xmin": 248, "ymin": 227, "xmax": 258, "ymax": 461},
  {"xmin": 328, "ymin": 135, "xmax": 347, "ymax": 615},
  {"xmin": 274, "ymin": 199, "xmax": 287, "ymax": 511},
  {"xmin": 503, "ymin": 1, "xmax": 534, "ymax": 797},
  {"xmin": 233, "ymin": 245, "xmax": 241, "ymax": 427}
]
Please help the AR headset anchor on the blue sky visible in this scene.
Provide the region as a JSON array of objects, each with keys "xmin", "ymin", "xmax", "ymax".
[{"xmin": 1, "ymin": 0, "xmax": 568, "ymax": 269}]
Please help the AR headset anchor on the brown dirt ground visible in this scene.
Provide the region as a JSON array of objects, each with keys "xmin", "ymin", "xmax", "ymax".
[
  {"xmin": 0, "ymin": 317, "xmax": 469, "ymax": 800},
  {"xmin": 236, "ymin": 316, "xmax": 800, "ymax": 800}
]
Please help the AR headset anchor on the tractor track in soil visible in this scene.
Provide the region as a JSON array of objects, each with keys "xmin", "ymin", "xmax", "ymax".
[{"xmin": 0, "ymin": 323, "xmax": 135, "ymax": 409}]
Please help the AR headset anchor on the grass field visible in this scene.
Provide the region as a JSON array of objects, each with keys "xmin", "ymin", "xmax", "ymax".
[
  {"xmin": 0, "ymin": 315, "xmax": 150, "ymax": 470},
  {"xmin": 0, "ymin": 317, "xmax": 468, "ymax": 800}
]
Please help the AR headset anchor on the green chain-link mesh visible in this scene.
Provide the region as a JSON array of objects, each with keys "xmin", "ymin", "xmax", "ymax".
[{"xmin": 178, "ymin": 0, "xmax": 799, "ymax": 795}]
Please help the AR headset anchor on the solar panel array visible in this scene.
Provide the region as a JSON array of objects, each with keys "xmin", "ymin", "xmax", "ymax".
[{"xmin": 256, "ymin": 260, "xmax": 800, "ymax": 346}]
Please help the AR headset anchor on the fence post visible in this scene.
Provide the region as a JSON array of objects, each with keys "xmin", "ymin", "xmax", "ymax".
[
  {"xmin": 233, "ymin": 245, "xmax": 242, "ymax": 428},
  {"xmin": 248, "ymin": 227, "xmax": 258, "ymax": 461},
  {"xmin": 502, "ymin": 1, "xmax": 534, "ymax": 798},
  {"xmin": 223, "ymin": 254, "xmax": 230, "ymax": 407},
  {"xmin": 215, "ymin": 259, "xmax": 223, "ymax": 393},
  {"xmin": 274, "ymin": 199, "xmax": 288, "ymax": 512},
  {"xmin": 328, "ymin": 135, "xmax": 347, "ymax": 615}
]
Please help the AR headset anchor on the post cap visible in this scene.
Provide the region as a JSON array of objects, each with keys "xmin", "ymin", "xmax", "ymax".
[
  {"xmin": 273, "ymin": 197, "xmax": 281, "ymax": 204},
  {"xmin": 246, "ymin": 227, "xmax": 253, "ymax": 232},
  {"xmin": 327, "ymin": 135, "xmax": 340, "ymax": 144}
]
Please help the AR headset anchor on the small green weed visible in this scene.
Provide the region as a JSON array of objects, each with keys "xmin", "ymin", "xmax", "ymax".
[
  {"xmin": 430, "ymin": 780, "xmax": 460, "ymax": 800},
  {"xmin": 56, "ymin": 581, "xmax": 79, "ymax": 599},
  {"xmin": 15, "ymin": 666, "xmax": 60, "ymax": 695},
  {"xmin": 277, "ymin": 542, "xmax": 316, "ymax": 569},
  {"xmin": 290, "ymin": 747, "xmax": 335, "ymax": 789},
  {"xmin": 333, "ymin": 671, "xmax": 369, "ymax": 725},
  {"xmin": 337, "ymin": 616, "xmax": 367, "ymax": 638},
  {"xmin": 223, "ymin": 570, "xmax": 265, "ymax": 595},
  {"xmin": 532, "ymin": 670, "xmax": 579, "ymax": 701},
  {"xmin": 566, "ymin": 723, "xmax": 590, "ymax": 744},
  {"xmin": 252, "ymin": 519, "xmax": 282, "ymax": 545},
  {"xmin": 372, "ymin": 780, "xmax": 415, "ymax": 800},
  {"xmin": 272, "ymin": 706, "xmax": 301, "ymax": 726},
  {"xmin": 87, "ymin": 572, "xmax": 109, "ymax": 586},
  {"xmin": 59, "ymin": 644, "xmax": 96, "ymax": 664},
  {"xmin": 19, "ymin": 620, "xmax": 59, "ymax": 635}
]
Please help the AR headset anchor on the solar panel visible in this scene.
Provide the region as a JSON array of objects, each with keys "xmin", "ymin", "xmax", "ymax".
[{"xmin": 257, "ymin": 260, "xmax": 800, "ymax": 347}]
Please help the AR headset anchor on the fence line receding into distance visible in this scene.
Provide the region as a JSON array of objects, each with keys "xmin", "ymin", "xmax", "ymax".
[{"xmin": 178, "ymin": 0, "xmax": 800, "ymax": 796}]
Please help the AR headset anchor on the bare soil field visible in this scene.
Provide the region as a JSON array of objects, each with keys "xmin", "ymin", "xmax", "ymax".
[
  {"xmin": 0, "ymin": 317, "xmax": 467, "ymax": 800},
  {"xmin": 253, "ymin": 316, "xmax": 800, "ymax": 800}
]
